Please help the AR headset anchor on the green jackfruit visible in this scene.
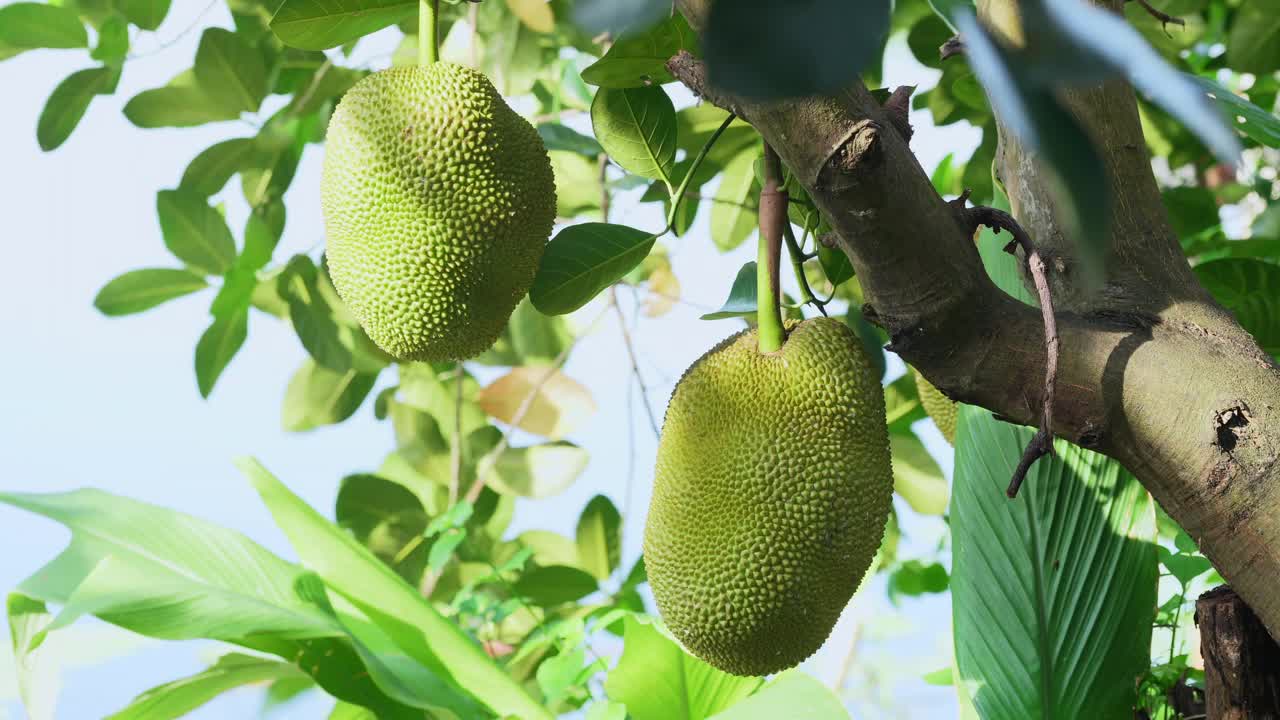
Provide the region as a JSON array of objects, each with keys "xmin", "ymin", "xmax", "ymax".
[
  {"xmin": 912, "ymin": 367, "xmax": 957, "ymax": 444},
  {"xmin": 321, "ymin": 63, "xmax": 556, "ymax": 362},
  {"xmin": 644, "ymin": 318, "xmax": 893, "ymax": 676}
]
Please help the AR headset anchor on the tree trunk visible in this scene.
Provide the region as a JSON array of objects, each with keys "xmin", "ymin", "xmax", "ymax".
[
  {"xmin": 1197, "ymin": 586, "xmax": 1280, "ymax": 719},
  {"xmin": 671, "ymin": 0, "xmax": 1280, "ymax": 640}
]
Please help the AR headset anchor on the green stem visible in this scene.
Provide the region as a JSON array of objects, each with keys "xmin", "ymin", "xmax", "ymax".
[
  {"xmin": 784, "ymin": 222, "xmax": 823, "ymax": 313},
  {"xmin": 756, "ymin": 142, "xmax": 786, "ymax": 353},
  {"xmin": 419, "ymin": 0, "xmax": 440, "ymax": 65},
  {"xmin": 665, "ymin": 113, "xmax": 736, "ymax": 232}
]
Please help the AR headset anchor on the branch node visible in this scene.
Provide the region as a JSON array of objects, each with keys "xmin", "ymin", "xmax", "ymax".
[
  {"xmin": 882, "ymin": 85, "xmax": 915, "ymax": 143},
  {"xmin": 1126, "ymin": 0, "xmax": 1186, "ymax": 33},
  {"xmin": 666, "ymin": 50, "xmax": 750, "ymax": 121},
  {"xmin": 940, "ymin": 35, "xmax": 966, "ymax": 61}
]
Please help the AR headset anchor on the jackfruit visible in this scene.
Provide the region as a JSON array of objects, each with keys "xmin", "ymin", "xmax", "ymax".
[
  {"xmin": 644, "ymin": 318, "xmax": 893, "ymax": 676},
  {"xmin": 320, "ymin": 63, "xmax": 556, "ymax": 362},
  {"xmin": 912, "ymin": 367, "xmax": 957, "ymax": 444}
]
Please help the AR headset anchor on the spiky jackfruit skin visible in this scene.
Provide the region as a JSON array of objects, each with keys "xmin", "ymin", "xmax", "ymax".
[
  {"xmin": 644, "ymin": 318, "xmax": 893, "ymax": 676},
  {"xmin": 912, "ymin": 368, "xmax": 957, "ymax": 444},
  {"xmin": 320, "ymin": 63, "xmax": 556, "ymax": 362}
]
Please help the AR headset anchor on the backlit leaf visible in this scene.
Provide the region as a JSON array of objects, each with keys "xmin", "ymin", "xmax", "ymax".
[
  {"xmin": 282, "ymin": 359, "xmax": 379, "ymax": 432},
  {"xmin": 482, "ymin": 442, "xmax": 589, "ymax": 499},
  {"xmin": 195, "ymin": 309, "xmax": 248, "ymax": 398},
  {"xmin": 890, "ymin": 433, "xmax": 948, "ymax": 516},
  {"xmin": 94, "ymin": 268, "xmax": 208, "ymax": 316},
  {"xmin": 157, "ymin": 189, "xmax": 236, "ymax": 275},
  {"xmin": 38, "ymin": 66, "xmax": 117, "ymax": 151},
  {"xmin": 580, "ymin": 13, "xmax": 699, "ymax": 88},
  {"xmin": 270, "ymin": 0, "xmax": 416, "ymax": 50},
  {"xmin": 105, "ymin": 654, "xmax": 308, "ymax": 720},
  {"xmin": 576, "ymin": 495, "xmax": 621, "ymax": 580},
  {"xmin": 591, "ymin": 86, "xmax": 677, "ymax": 182},
  {"xmin": 476, "ymin": 366, "xmax": 596, "ymax": 439}
]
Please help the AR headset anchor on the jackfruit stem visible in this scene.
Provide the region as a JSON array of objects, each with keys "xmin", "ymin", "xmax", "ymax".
[
  {"xmin": 664, "ymin": 113, "xmax": 737, "ymax": 233},
  {"xmin": 419, "ymin": 0, "xmax": 440, "ymax": 65},
  {"xmin": 757, "ymin": 142, "xmax": 786, "ymax": 353}
]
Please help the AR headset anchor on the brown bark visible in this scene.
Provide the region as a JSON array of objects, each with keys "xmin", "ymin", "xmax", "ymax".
[
  {"xmin": 672, "ymin": 0, "xmax": 1280, "ymax": 640},
  {"xmin": 1196, "ymin": 586, "xmax": 1280, "ymax": 718}
]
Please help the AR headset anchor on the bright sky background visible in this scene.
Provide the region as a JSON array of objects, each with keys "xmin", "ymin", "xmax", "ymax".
[{"xmin": 0, "ymin": 3, "xmax": 981, "ymax": 718}]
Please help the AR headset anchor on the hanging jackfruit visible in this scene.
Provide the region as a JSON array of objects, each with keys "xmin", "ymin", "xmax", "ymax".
[
  {"xmin": 644, "ymin": 318, "xmax": 894, "ymax": 676},
  {"xmin": 912, "ymin": 367, "xmax": 957, "ymax": 444},
  {"xmin": 321, "ymin": 63, "xmax": 556, "ymax": 361}
]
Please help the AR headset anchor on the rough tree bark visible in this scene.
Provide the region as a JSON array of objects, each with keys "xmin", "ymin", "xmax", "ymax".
[
  {"xmin": 671, "ymin": 0, "xmax": 1280, "ymax": 639},
  {"xmin": 1197, "ymin": 586, "xmax": 1280, "ymax": 718}
]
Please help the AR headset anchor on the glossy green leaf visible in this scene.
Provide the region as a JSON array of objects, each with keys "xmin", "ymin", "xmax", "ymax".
[
  {"xmin": 194, "ymin": 28, "xmax": 268, "ymax": 113},
  {"xmin": 513, "ymin": 565, "xmax": 598, "ymax": 606},
  {"xmin": 890, "ymin": 433, "xmax": 948, "ymax": 516},
  {"xmin": 0, "ymin": 3, "xmax": 87, "ymax": 59},
  {"xmin": 710, "ymin": 151, "xmax": 760, "ymax": 252},
  {"xmin": 240, "ymin": 459, "xmax": 555, "ymax": 720},
  {"xmin": 951, "ymin": 406, "xmax": 1158, "ymax": 720},
  {"xmin": 270, "ymin": 0, "xmax": 416, "ymax": 50},
  {"xmin": 7, "ymin": 593, "xmax": 55, "ymax": 719},
  {"xmin": 482, "ymin": 442, "xmax": 588, "ymax": 499},
  {"xmin": 576, "ymin": 495, "xmax": 621, "ymax": 580},
  {"xmin": 282, "ymin": 359, "xmax": 379, "ymax": 432},
  {"xmin": 94, "ymin": 268, "xmax": 208, "ymax": 316},
  {"xmin": 105, "ymin": 653, "xmax": 308, "ymax": 720},
  {"xmin": 120, "ymin": 0, "xmax": 172, "ymax": 31},
  {"xmin": 508, "ymin": 298, "xmax": 573, "ymax": 365},
  {"xmin": 531, "ymin": 223, "xmax": 656, "ymax": 315},
  {"xmin": 538, "ymin": 123, "xmax": 603, "ymax": 156},
  {"xmin": 1193, "ymin": 258, "xmax": 1280, "ymax": 356},
  {"xmin": 591, "ymin": 86, "xmax": 677, "ymax": 182},
  {"xmin": 124, "ymin": 70, "xmax": 244, "ymax": 128},
  {"xmin": 701, "ymin": 262, "xmax": 758, "ymax": 320},
  {"xmin": 580, "ymin": 13, "xmax": 699, "ymax": 88},
  {"xmin": 156, "ymin": 189, "xmax": 236, "ymax": 274},
  {"xmin": 708, "ymin": 670, "xmax": 849, "ymax": 720},
  {"xmin": 277, "ymin": 256, "xmax": 353, "ymax": 371},
  {"xmin": 38, "ymin": 66, "xmax": 116, "ymax": 151},
  {"xmin": 195, "ymin": 309, "xmax": 248, "ymax": 398},
  {"xmin": 91, "ymin": 15, "xmax": 130, "ymax": 64},
  {"xmin": 550, "ymin": 150, "xmax": 603, "ymax": 219},
  {"xmin": 605, "ymin": 616, "xmax": 761, "ymax": 720},
  {"xmin": 181, "ymin": 138, "xmax": 258, "ymax": 197},
  {"xmin": 1193, "ymin": 75, "xmax": 1280, "ymax": 149}
]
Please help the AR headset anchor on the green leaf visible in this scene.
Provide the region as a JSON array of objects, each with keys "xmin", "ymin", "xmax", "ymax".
[
  {"xmin": 710, "ymin": 151, "xmax": 760, "ymax": 252},
  {"xmin": 888, "ymin": 559, "xmax": 949, "ymax": 602},
  {"xmin": 124, "ymin": 70, "xmax": 244, "ymax": 128},
  {"xmin": 194, "ymin": 28, "xmax": 268, "ymax": 113},
  {"xmin": 0, "ymin": 3, "xmax": 87, "ymax": 59},
  {"xmin": 120, "ymin": 0, "xmax": 172, "ymax": 31},
  {"xmin": 708, "ymin": 670, "xmax": 849, "ymax": 720},
  {"xmin": 889, "ymin": 433, "xmax": 948, "ymax": 516},
  {"xmin": 277, "ymin": 256, "xmax": 353, "ymax": 371},
  {"xmin": 7, "ymin": 594, "xmax": 55, "ymax": 719},
  {"xmin": 530, "ymin": 223, "xmax": 656, "ymax": 315},
  {"xmin": 585, "ymin": 700, "xmax": 628, "ymax": 720},
  {"xmin": 605, "ymin": 616, "xmax": 762, "ymax": 720},
  {"xmin": 576, "ymin": 495, "xmax": 621, "ymax": 580},
  {"xmin": 1194, "ymin": 258, "xmax": 1280, "ymax": 356},
  {"xmin": 0, "ymin": 489, "xmax": 342, "ymax": 643},
  {"xmin": 538, "ymin": 123, "xmax": 603, "ymax": 156},
  {"xmin": 94, "ymin": 268, "xmax": 208, "ymax": 316},
  {"xmin": 105, "ymin": 653, "xmax": 308, "ymax": 720},
  {"xmin": 701, "ymin": 262, "xmax": 758, "ymax": 320},
  {"xmin": 1227, "ymin": 1, "xmax": 1280, "ymax": 74},
  {"xmin": 334, "ymin": 474, "xmax": 428, "ymax": 578},
  {"xmin": 1193, "ymin": 75, "xmax": 1280, "ymax": 149},
  {"xmin": 240, "ymin": 459, "xmax": 555, "ymax": 720},
  {"xmin": 951, "ymin": 406, "xmax": 1158, "ymax": 720},
  {"xmin": 516, "ymin": 531, "xmax": 581, "ymax": 568},
  {"xmin": 482, "ymin": 442, "xmax": 589, "ymax": 499},
  {"xmin": 591, "ymin": 86, "xmax": 677, "ymax": 182},
  {"xmin": 282, "ymin": 359, "xmax": 378, "ymax": 432},
  {"xmin": 550, "ymin": 150, "xmax": 604, "ymax": 219},
  {"xmin": 156, "ymin": 189, "xmax": 236, "ymax": 275},
  {"xmin": 91, "ymin": 14, "xmax": 130, "ymax": 64},
  {"xmin": 271, "ymin": 0, "xmax": 416, "ymax": 50},
  {"xmin": 580, "ymin": 13, "xmax": 699, "ymax": 88},
  {"xmin": 1157, "ymin": 546, "xmax": 1212, "ymax": 587},
  {"xmin": 181, "ymin": 138, "xmax": 258, "ymax": 197},
  {"xmin": 514, "ymin": 566, "xmax": 598, "ymax": 606},
  {"xmin": 37, "ymin": 66, "xmax": 117, "ymax": 151},
  {"xmin": 195, "ymin": 309, "xmax": 248, "ymax": 398},
  {"xmin": 508, "ymin": 298, "xmax": 573, "ymax": 365},
  {"xmin": 703, "ymin": 0, "xmax": 889, "ymax": 100},
  {"xmin": 427, "ymin": 528, "xmax": 466, "ymax": 573}
]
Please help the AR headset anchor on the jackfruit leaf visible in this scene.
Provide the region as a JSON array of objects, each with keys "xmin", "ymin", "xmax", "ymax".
[
  {"xmin": 1193, "ymin": 75, "xmax": 1280, "ymax": 149},
  {"xmin": 240, "ymin": 458, "xmax": 556, "ymax": 720},
  {"xmin": 509, "ymin": 298, "xmax": 573, "ymax": 366},
  {"xmin": 476, "ymin": 366, "xmax": 596, "ymax": 439},
  {"xmin": 591, "ymin": 86, "xmax": 677, "ymax": 182},
  {"xmin": 37, "ymin": 66, "xmax": 117, "ymax": 151},
  {"xmin": 643, "ymin": 262, "xmax": 681, "ymax": 317},
  {"xmin": 606, "ymin": 616, "xmax": 762, "ymax": 720},
  {"xmin": 516, "ymin": 531, "xmax": 582, "ymax": 568},
  {"xmin": 707, "ymin": 670, "xmax": 849, "ymax": 720},
  {"xmin": 887, "ymin": 560, "xmax": 949, "ymax": 603},
  {"xmin": 550, "ymin": 150, "xmax": 603, "ymax": 218},
  {"xmin": 884, "ymin": 373, "xmax": 925, "ymax": 434},
  {"xmin": 119, "ymin": 0, "xmax": 171, "ymax": 31},
  {"xmin": 0, "ymin": 4, "xmax": 86, "ymax": 59},
  {"xmin": 538, "ymin": 123, "xmax": 604, "ymax": 156},
  {"xmin": 951, "ymin": 406, "xmax": 1158, "ymax": 720},
  {"xmin": 156, "ymin": 189, "xmax": 236, "ymax": 275},
  {"xmin": 889, "ymin": 433, "xmax": 948, "ymax": 516},
  {"xmin": 1225, "ymin": 0, "xmax": 1280, "ymax": 74},
  {"xmin": 514, "ymin": 566, "xmax": 598, "ymax": 606},
  {"xmin": 397, "ymin": 364, "xmax": 489, "ymax": 437},
  {"xmin": 334, "ymin": 474, "xmax": 428, "ymax": 576},
  {"xmin": 576, "ymin": 495, "xmax": 621, "ymax": 580},
  {"xmin": 124, "ymin": 70, "xmax": 245, "ymax": 128},
  {"xmin": 270, "ymin": 0, "xmax": 416, "ymax": 50},
  {"xmin": 194, "ymin": 309, "xmax": 248, "ymax": 398},
  {"xmin": 1193, "ymin": 258, "xmax": 1280, "ymax": 357},
  {"xmin": 580, "ymin": 13, "xmax": 700, "ymax": 88},
  {"xmin": 194, "ymin": 28, "xmax": 267, "ymax": 113},
  {"xmin": 180, "ymin": 138, "xmax": 258, "ymax": 196},
  {"xmin": 276, "ymin": 256, "xmax": 352, "ymax": 372},
  {"xmin": 282, "ymin": 360, "xmax": 379, "ymax": 432},
  {"xmin": 711, "ymin": 151, "xmax": 761, "ymax": 252},
  {"xmin": 7, "ymin": 594, "xmax": 55, "ymax": 720},
  {"xmin": 93, "ymin": 268, "xmax": 208, "ymax": 316},
  {"xmin": 505, "ymin": 0, "xmax": 554, "ymax": 33},
  {"xmin": 531, "ymin": 223, "xmax": 656, "ymax": 315},
  {"xmin": 701, "ymin": 262, "xmax": 758, "ymax": 320},
  {"xmin": 105, "ymin": 653, "xmax": 308, "ymax": 720},
  {"xmin": 90, "ymin": 15, "xmax": 129, "ymax": 64},
  {"xmin": 482, "ymin": 442, "xmax": 589, "ymax": 499},
  {"xmin": 703, "ymin": 0, "xmax": 889, "ymax": 100}
]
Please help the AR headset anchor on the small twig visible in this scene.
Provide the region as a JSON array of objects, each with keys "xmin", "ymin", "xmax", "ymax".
[
  {"xmin": 783, "ymin": 223, "xmax": 827, "ymax": 316},
  {"xmin": 599, "ymin": 153, "xmax": 611, "ymax": 222},
  {"xmin": 611, "ymin": 287, "xmax": 661, "ymax": 438},
  {"xmin": 964, "ymin": 205, "xmax": 1058, "ymax": 498},
  {"xmin": 1126, "ymin": 0, "xmax": 1186, "ymax": 32},
  {"xmin": 290, "ymin": 57, "xmax": 335, "ymax": 116},
  {"xmin": 126, "ymin": 0, "xmax": 218, "ymax": 59},
  {"xmin": 666, "ymin": 50, "xmax": 750, "ymax": 121},
  {"xmin": 449, "ymin": 364, "xmax": 464, "ymax": 505}
]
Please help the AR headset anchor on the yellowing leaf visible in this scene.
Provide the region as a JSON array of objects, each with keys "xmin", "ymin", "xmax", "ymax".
[
  {"xmin": 505, "ymin": 0, "xmax": 554, "ymax": 33},
  {"xmin": 482, "ymin": 442, "xmax": 589, "ymax": 498},
  {"xmin": 643, "ymin": 264, "xmax": 680, "ymax": 317},
  {"xmin": 477, "ymin": 367, "xmax": 596, "ymax": 439}
]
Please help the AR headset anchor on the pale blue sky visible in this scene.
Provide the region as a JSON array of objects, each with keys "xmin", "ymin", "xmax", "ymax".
[{"xmin": 0, "ymin": 3, "xmax": 977, "ymax": 717}]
